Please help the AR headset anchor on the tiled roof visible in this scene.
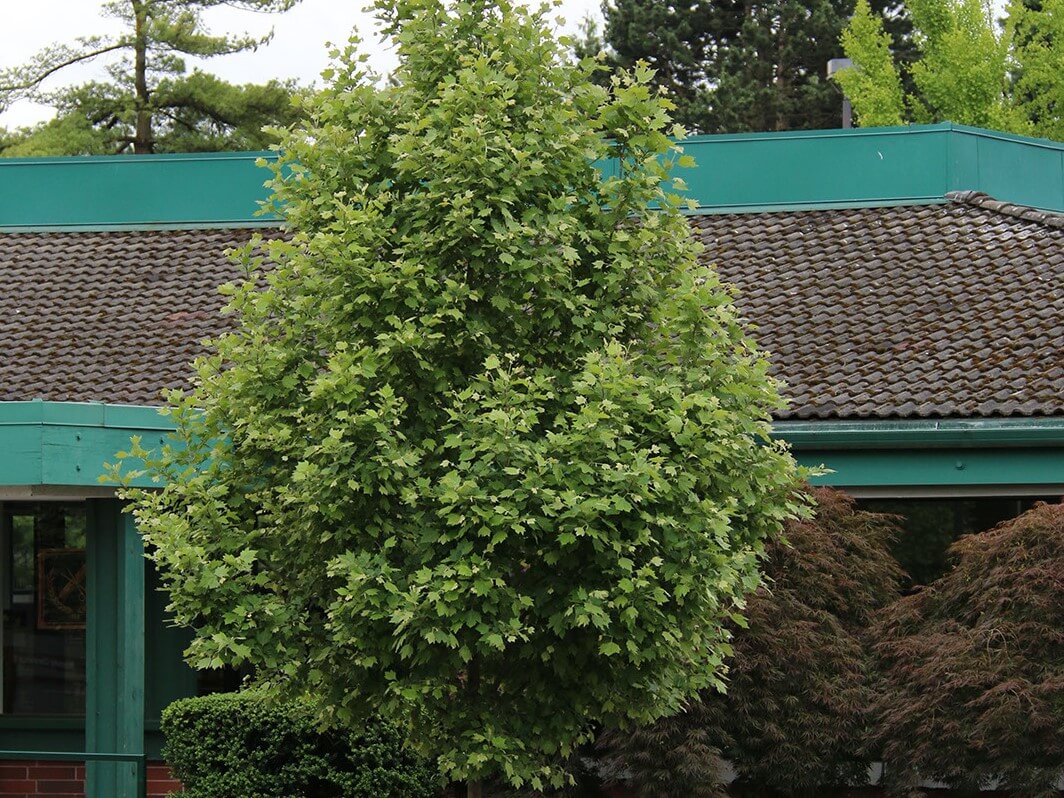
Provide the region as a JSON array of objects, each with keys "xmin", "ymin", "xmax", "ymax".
[
  {"xmin": 0, "ymin": 193, "xmax": 1060, "ymax": 420},
  {"xmin": 694, "ymin": 192, "xmax": 1063, "ymax": 419},
  {"xmin": 0, "ymin": 228, "xmax": 270, "ymax": 406}
]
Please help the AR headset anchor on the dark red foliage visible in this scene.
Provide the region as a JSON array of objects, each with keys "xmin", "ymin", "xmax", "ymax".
[
  {"xmin": 602, "ymin": 487, "xmax": 904, "ymax": 797},
  {"xmin": 873, "ymin": 501, "xmax": 1064, "ymax": 797}
]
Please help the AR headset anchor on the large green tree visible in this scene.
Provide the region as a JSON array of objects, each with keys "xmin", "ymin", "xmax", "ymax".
[
  {"xmin": 836, "ymin": 0, "xmax": 1064, "ymax": 139},
  {"xmin": 0, "ymin": 0, "xmax": 304, "ymax": 155},
  {"xmin": 591, "ymin": 0, "xmax": 913, "ymax": 133},
  {"xmin": 113, "ymin": 0, "xmax": 808, "ymax": 792}
]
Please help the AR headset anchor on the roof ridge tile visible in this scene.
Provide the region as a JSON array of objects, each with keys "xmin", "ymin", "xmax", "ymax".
[{"xmin": 946, "ymin": 190, "xmax": 1064, "ymax": 229}]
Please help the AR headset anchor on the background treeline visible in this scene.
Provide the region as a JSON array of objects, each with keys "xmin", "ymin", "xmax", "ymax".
[
  {"xmin": 575, "ymin": 0, "xmax": 914, "ymax": 134},
  {"xmin": 580, "ymin": 0, "xmax": 1064, "ymax": 139},
  {"xmin": 6, "ymin": 0, "xmax": 1063, "ymax": 156},
  {"xmin": 837, "ymin": 0, "xmax": 1064, "ymax": 139}
]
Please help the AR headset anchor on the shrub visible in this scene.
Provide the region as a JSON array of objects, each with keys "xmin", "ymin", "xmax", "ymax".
[
  {"xmin": 161, "ymin": 692, "xmax": 439, "ymax": 798},
  {"xmin": 598, "ymin": 701, "xmax": 726, "ymax": 798},
  {"xmin": 601, "ymin": 487, "xmax": 904, "ymax": 797},
  {"xmin": 874, "ymin": 501, "xmax": 1064, "ymax": 797}
]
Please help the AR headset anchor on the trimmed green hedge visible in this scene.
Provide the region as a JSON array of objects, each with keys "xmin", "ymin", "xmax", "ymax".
[{"xmin": 161, "ymin": 692, "xmax": 439, "ymax": 798}]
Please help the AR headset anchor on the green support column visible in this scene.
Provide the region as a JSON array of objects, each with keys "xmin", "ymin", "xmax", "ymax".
[{"xmin": 86, "ymin": 499, "xmax": 145, "ymax": 798}]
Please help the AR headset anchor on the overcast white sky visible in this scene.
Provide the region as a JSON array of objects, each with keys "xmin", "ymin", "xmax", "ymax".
[{"xmin": 0, "ymin": 0, "xmax": 602, "ymax": 128}]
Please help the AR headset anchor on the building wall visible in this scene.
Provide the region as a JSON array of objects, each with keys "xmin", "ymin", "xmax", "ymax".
[{"xmin": 0, "ymin": 761, "xmax": 181, "ymax": 797}]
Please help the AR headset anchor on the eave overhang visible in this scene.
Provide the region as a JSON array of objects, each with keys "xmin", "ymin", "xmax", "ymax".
[
  {"xmin": 774, "ymin": 418, "xmax": 1064, "ymax": 449},
  {"xmin": 0, "ymin": 401, "xmax": 1060, "ymax": 493}
]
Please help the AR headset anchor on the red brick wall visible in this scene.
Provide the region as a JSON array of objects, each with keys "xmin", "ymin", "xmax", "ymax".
[
  {"xmin": 0, "ymin": 760, "xmax": 182, "ymax": 797},
  {"xmin": 0, "ymin": 761, "xmax": 84, "ymax": 798},
  {"xmin": 146, "ymin": 763, "xmax": 183, "ymax": 796}
]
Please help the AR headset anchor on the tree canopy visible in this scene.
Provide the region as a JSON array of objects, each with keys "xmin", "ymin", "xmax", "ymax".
[
  {"xmin": 114, "ymin": 0, "xmax": 808, "ymax": 791},
  {"xmin": 836, "ymin": 0, "xmax": 1064, "ymax": 139},
  {"xmin": 586, "ymin": 0, "xmax": 913, "ymax": 133},
  {"xmin": 0, "ymin": 0, "xmax": 304, "ymax": 155}
]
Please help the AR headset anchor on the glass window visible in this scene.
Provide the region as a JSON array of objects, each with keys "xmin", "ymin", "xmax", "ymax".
[
  {"xmin": 1, "ymin": 502, "xmax": 87, "ymax": 715},
  {"xmin": 857, "ymin": 495, "xmax": 1061, "ymax": 589}
]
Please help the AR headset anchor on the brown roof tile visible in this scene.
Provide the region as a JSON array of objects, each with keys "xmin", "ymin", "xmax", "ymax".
[
  {"xmin": 0, "ymin": 193, "xmax": 1060, "ymax": 420},
  {"xmin": 694, "ymin": 193, "xmax": 1064, "ymax": 419},
  {"xmin": 0, "ymin": 228, "xmax": 271, "ymax": 406}
]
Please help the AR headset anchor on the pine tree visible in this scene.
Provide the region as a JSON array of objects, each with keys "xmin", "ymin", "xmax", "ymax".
[
  {"xmin": 0, "ymin": 0, "xmax": 304, "ymax": 155},
  {"xmin": 593, "ymin": 0, "xmax": 913, "ymax": 133}
]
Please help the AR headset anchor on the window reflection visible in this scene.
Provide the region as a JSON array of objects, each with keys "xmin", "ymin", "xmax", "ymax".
[
  {"xmin": 1, "ymin": 503, "xmax": 87, "ymax": 715},
  {"xmin": 857, "ymin": 496, "xmax": 1060, "ymax": 589}
]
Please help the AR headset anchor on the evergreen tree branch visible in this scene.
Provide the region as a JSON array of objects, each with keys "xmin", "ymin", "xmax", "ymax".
[{"xmin": 0, "ymin": 42, "xmax": 127, "ymax": 107}]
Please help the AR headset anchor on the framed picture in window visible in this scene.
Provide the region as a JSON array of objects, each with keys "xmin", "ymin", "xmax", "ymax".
[{"xmin": 36, "ymin": 548, "xmax": 87, "ymax": 630}]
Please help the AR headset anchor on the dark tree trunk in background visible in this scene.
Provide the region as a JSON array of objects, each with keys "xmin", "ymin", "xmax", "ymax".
[{"xmin": 132, "ymin": 0, "xmax": 154, "ymax": 153}]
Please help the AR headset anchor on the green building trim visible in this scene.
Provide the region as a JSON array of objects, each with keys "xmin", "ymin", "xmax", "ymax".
[
  {"xmin": 3, "ymin": 123, "xmax": 1064, "ymax": 231},
  {"xmin": 2, "ymin": 401, "xmax": 1063, "ymax": 492}
]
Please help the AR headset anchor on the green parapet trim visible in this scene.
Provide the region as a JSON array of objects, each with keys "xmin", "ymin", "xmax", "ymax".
[
  {"xmin": 948, "ymin": 124, "xmax": 1064, "ymax": 212},
  {"xmin": 2, "ymin": 124, "xmax": 1063, "ymax": 230},
  {"xmin": 678, "ymin": 123, "xmax": 1064, "ymax": 214},
  {"xmin": 0, "ymin": 150, "xmax": 280, "ymax": 230}
]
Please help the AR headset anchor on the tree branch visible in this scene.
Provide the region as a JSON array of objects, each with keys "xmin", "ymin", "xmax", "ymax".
[
  {"xmin": 159, "ymin": 97, "xmax": 241, "ymax": 128},
  {"xmin": 0, "ymin": 42, "xmax": 128, "ymax": 97}
]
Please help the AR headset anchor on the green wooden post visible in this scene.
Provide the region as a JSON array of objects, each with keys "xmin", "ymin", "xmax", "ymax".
[{"xmin": 86, "ymin": 499, "xmax": 145, "ymax": 798}]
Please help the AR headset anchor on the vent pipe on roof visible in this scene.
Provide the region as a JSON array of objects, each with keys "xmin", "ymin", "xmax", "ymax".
[{"xmin": 827, "ymin": 58, "xmax": 854, "ymax": 129}]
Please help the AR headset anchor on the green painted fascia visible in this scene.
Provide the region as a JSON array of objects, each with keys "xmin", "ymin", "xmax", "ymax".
[
  {"xmin": 0, "ymin": 400, "xmax": 174, "ymax": 430},
  {"xmin": 1, "ymin": 401, "xmax": 1062, "ymax": 489},
  {"xmin": 796, "ymin": 447, "xmax": 1064, "ymax": 488},
  {"xmin": 776, "ymin": 418, "xmax": 1064, "ymax": 488},
  {"xmin": 0, "ymin": 401, "xmax": 174, "ymax": 488},
  {"xmin": 773, "ymin": 418, "xmax": 1064, "ymax": 450}
]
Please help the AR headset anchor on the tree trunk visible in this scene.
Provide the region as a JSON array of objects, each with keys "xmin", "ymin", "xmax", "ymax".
[
  {"xmin": 774, "ymin": 13, "xmax": 788, "ymax": 131},
  {"xmin": 131, "ymin": 0, "xmax": 153, "ymax": 153},
  {"xmin": 465, "ymin": 655, "xmax": 483, "ymax": 798}
]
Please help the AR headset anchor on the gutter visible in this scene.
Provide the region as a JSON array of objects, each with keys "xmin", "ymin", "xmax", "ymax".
[{"xmin": 773, "ymin": 418, "xmax": 1064, "ymax": 450}]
